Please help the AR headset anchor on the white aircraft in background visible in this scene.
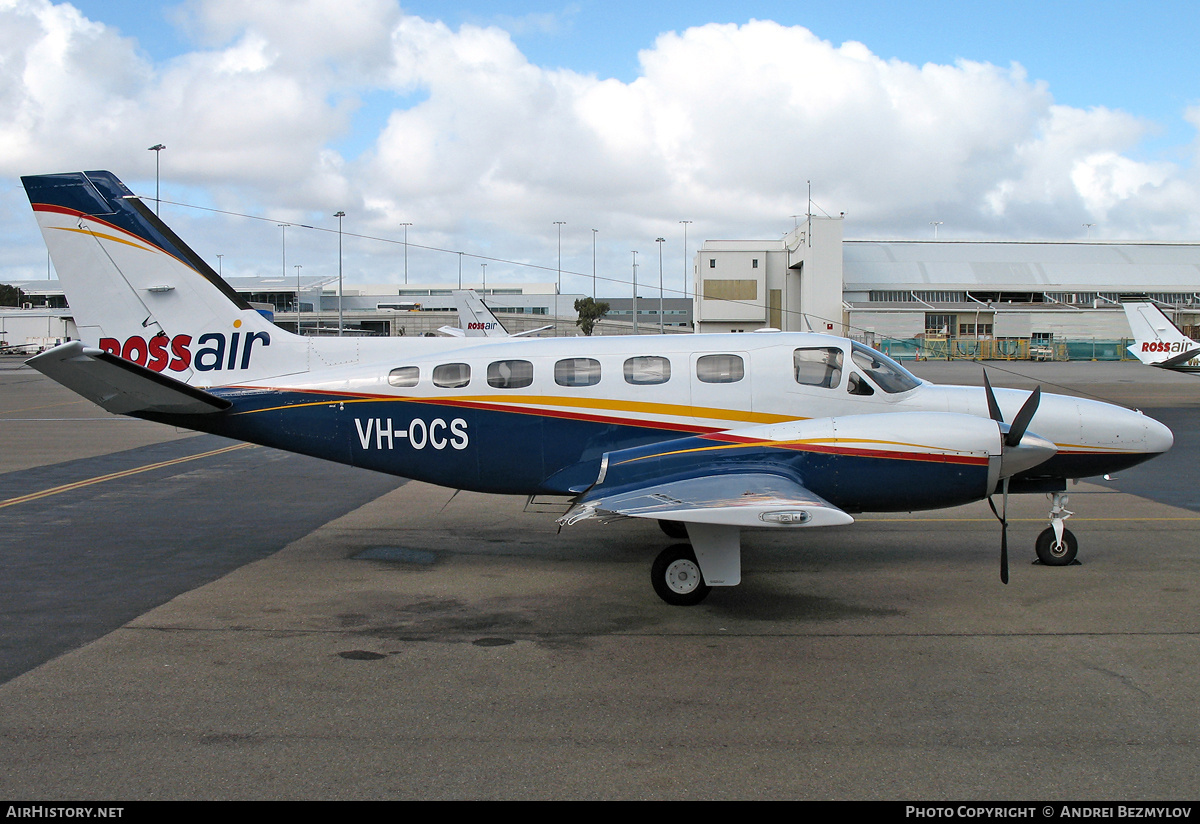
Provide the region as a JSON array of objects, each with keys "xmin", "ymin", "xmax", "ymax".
[
  {"xmin": 1122, "ymin": 301, "xmax": 1200, "ymax": 373},
  {"xmin": 438, "ymin": 290, "xmax": 554, "ymax": 338},
  {"xmin": 20, "ymin": 171, "xmax": 1173, "ymax": 604}
]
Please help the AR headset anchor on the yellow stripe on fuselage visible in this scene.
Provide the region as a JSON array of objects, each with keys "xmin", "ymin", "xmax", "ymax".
[{"xmin": 232, "ymin": 390, "xmax": 797, "ymax": 427}]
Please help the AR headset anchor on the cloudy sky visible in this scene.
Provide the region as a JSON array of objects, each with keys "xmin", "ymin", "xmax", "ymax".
[{"xmin": 2, "ymin": 0, "xmax": 1198, "ymax": 298}]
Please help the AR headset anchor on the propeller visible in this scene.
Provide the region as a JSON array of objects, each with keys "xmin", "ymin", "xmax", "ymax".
[{"xmin": 983, "ymin": 371, "xmax": 1050, "ymax": 585}]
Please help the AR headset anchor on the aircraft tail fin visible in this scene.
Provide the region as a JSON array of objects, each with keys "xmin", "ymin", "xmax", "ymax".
[
  {"xmin": 1122, "ymin": 301, "xmax": 1200, "ymax": 368},
  {"xmin": 22, "ymin": 171, "xmax": 305, "ymax": 383},
  {"xmin": 453, "ymin": 290, "xmax": 511, "ymax": 337}
]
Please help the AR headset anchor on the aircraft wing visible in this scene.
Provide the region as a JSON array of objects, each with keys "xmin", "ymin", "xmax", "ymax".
[
  {"xmin": 560, "ymin": 471, "xmax": 854, "ymax": 528},
  {"xmin": 27, "ymin": 341, "xmax": 232, "ymax": 415}
]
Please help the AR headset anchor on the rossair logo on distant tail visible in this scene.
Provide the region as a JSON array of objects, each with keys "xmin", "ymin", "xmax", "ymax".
[
  {"xmin": 467, "ymin": 322, "xmax": 499, "ymax": 331},
  {"xmin": 99, "ymin": 320, "xmax": 271, "ymax": 372},
  {"xmin": 1142, "ymin": 341, "xmax": 1191, "ymax": 353}
]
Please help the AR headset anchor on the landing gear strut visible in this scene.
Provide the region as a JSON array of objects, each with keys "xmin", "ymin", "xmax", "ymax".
[{"xmin": 1036, "ymin": 492, "xmax": 1078, "ymax": 566}]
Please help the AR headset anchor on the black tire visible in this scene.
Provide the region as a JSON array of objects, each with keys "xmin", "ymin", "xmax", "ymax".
[
  {"xmin": 1036, "ymin": 527, "xmax": 1078, "ymax": 566},
  {"xmin": 651, "ymin": 544, "xmax": 711, "ymax": 606},
  {"xmin": 658, "ymin": 519, "xmax": 689, "ymax": 539}
]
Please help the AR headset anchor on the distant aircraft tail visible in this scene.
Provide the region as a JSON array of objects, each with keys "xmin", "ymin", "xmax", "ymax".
[
  {"xmin": 21, "ymin": 171, "xmax": 306, "ymax": 383},
  {"xmin": 1122, "ymin": 301, "xmax": 1200, "ymax": 369},
  {"xmin": 453, "ymin": 289, "xmax": 511, "ymax": 337}
]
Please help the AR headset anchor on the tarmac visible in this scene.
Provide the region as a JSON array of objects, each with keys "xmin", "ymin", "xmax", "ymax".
[{"xmin": 1, "ymin": 355, "xmax": 1198, "ymax": 800}]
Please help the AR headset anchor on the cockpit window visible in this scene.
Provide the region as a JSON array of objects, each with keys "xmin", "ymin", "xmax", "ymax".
[
  {"xmin": 850, "ymin": 343, "xmax": 921, "ymax": 394},
  {"xmin": 793, "ymin": 347, "xmax": 843, "ymax": 388}
]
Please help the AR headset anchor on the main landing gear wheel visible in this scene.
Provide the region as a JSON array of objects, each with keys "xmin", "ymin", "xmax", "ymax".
[
  {"xmin": 651, "ymin": 544, "xmax": 711, "ymax": 606},
  {"xmin": 1035, "ymin": 527, "xmax": 1078, "ymax": 566},
  {"xmin": 658, "ymin": 519, "xmax": 688, "ymax": 539}
]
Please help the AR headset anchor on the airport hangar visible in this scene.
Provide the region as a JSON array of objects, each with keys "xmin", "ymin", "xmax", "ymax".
[
  {"xmin": 692, "ymin": 218, "xmax": 1200, "ymax": 359},
  {"xmin": 5, "ymin": 220, "xmax": 1200, "ymax": 354}
]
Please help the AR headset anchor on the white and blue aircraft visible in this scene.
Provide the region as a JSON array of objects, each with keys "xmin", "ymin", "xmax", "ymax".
[
  {"xmin": 437, "ymin": 289, "xmax": 554, "ymax": 338},
  {"xmin": 1123, "ymin": 301, "xmax": 1200, "ymax": 373},
  {"xmin": 21, "ymin": 171, "xmax": 1174, "ymax": 604}
]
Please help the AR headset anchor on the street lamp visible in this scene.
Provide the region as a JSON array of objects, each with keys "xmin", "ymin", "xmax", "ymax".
[
  {"xmin": 147, "ymin": 144, "xmax": 165, "ymax": 215},
  {"xmin": 656, "ymin": 237, "xmax": 666, "ymax": 334},
  {"xmin": 400, "ymin": 223, "xmax": 412, "ymax": 283},
  {"xmin": 930, "ymin": 221, "xmax": 943, "ymax": 239},
  {"xmin": 679, "ymin": 220, "xmax": 692, "ymax": 301},
  {"xmin": 216, "ymin": 254, "xmax": 223, "ymax": 277},
  {"xmin": 294, "ymin": 264, "xmax": 303, "ymax": 334},
  {"xmin": 334, "ymin": 210, "xmax": 346, "ymax": 336},
  {"xmin": 631, "ymin": 251, "xmax": 639, "ymax": 335},
  {"xmin": 592, "ymin": 229, "xmax": 598, "ymax": 299},
  {"xmin": 481, "ymin": 263, "xmax": 487, "ymax": 293},
  {"xmin": 554, "ymin": 221, "xmax": 565, "ymax": 335}
]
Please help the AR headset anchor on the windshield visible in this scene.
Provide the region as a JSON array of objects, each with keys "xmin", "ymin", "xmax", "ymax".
[{"xmin": 850, "ymin": 342, "xmax": 921, "ymax": 394}]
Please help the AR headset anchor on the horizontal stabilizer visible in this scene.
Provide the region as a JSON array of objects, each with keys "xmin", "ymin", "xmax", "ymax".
[
  {"xmin": 27, "ymin": 341, "xmax": 232, "ymax": 416},
  {"xmin": 560, "ymin": 471, "xmax": 854, "ymax": 529},
  {"xmin": 1158, "ymin": 347, "xmax": 1200, "ymax": 368}
]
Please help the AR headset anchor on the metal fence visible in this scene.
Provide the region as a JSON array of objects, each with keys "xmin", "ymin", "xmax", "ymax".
[{"xmin": 873, "ymin": 337, "xmax": 1138, "ymax": 362}]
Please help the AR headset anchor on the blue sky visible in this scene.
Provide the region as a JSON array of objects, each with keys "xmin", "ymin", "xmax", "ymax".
[{"xmin": 4, "ymin": 0, "xmax": 1200, "ymax": 293}]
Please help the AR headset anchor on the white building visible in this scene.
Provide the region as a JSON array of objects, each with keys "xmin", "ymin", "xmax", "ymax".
[{"xmin": 693, "ymin": 221, "xmax": 1200, "ymax": 358}]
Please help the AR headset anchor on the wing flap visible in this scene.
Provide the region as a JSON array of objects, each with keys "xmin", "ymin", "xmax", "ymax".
[
  {"xmin": 27, "ymin": 341, "xmax": 231, "ymax": 415},
  {"xmin": 560, "ymin": 472, "xmax": 854, "ymax": 529}
]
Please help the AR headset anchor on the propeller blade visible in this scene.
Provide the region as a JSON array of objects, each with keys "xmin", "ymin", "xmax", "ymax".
[
  {"xmin": 987, "ymin": 477, "xmax": 1012, "ymax": 585},
  {"xmin": 1000, "ymin": 520, "xmax": 1009, "ymax": 584},
  {"xmin": 1005, "ymin": 385, "xmax": 1042, "ymax": 448},
  {"xmin": 983, "ymin": 371, "xmax": 1004, "ymax": 423}
]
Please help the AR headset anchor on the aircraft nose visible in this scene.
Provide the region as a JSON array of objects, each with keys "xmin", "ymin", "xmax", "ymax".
[{"xmin": 1143, "ymin": 413, "xmax": 1174, "ymax": 455}]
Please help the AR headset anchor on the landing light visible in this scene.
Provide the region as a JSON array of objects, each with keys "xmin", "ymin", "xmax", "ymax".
[{"xmin": 760, "ymin": 510, "xmax": 811, "ymax": 524}]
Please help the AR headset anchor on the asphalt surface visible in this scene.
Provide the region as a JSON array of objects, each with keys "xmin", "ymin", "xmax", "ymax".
[{"xmin": 1, "ymin": 356, "xmax": 1198, "ymax": 800}]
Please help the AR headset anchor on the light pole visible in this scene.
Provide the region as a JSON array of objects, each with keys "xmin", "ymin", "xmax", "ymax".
[
  {"xmin": 656, "ymin": 237, "xmax": 665, "ymax": 334},
  {"xmin": 554, "ymin": 221, "xmax": 565, "ymax": 335},
  {"xmin": 1083, "ymin": 223, "xmax": 1095, "ymax": 238},
  {"xmin": 400, "ymin": 223, "xmax": 412, "ymax": 283},
  {"xmin": 216, "ymin": 254, "xmax": 223, "ymax": 277},
  {"xmin": 676, "ymin": 219, "xmax": 696, "ymax": 303},
  {"xmin": 277, "ymin": 222, "xmax": 289, "ymax": 280},
  {"xmin": 931, "ymin": 221, "xmax": 943, "ymax": 239},
  {"xmin": 278, "ymin": 222, "xmax": 289, "ymax": 327},
  {"xmin": 457, "ymin": 251, "xmax": 463, "ymax": 289},
  {"xmin": 294, "ymin": 264, "xmax": 302, "ymax": 334},
  {"xmin": 481, "ymin": 263, "xmax": 487, "ymax": 293},
  {"xmin": 631, "ymin": 251, "xmax": 639, "ymax": 335},
  {"xmin": 148, "ymin": 144, "xmax": 165, "ymax": 215},
  {"xmin": 334, "ymin": 210, "xmax": 345, "ymax": 336},
  {"xmin": 592, "ymin": 228, "xmax": 598, "ymax": 298}
]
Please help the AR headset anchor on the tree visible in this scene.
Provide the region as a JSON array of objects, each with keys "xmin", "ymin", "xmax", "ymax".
[
  {"xmin": 574, "ymin": 297, "xmax": 609, "ymax": 336},
  {"xmin": 0, "ymin": 284, "xmax": 21, "ymax": 307}
]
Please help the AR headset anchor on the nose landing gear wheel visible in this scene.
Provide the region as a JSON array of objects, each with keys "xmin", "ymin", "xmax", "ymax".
[
  {"xmin": 1035, "ymin": 527, "xmax": 1078, "ymax": 566},
  {"xmin": 651, "ymin": 544, "xmax": 711, "ymax": 606}
]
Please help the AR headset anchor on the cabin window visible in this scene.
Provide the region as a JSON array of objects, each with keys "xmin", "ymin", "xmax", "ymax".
[
  {"xmin": 850, "ymin": 343, "xmax": 921, "ymax": 394},
  {"xmin": 793, "ymin": 347, "xmax": 843, "ymax": 388},
  {"xmin": 624, "ymin": 356, "xmax": 671, "ymax": 385},
  {"xmin": 433, "ymin": 362, "xmax": 471, "ymax": 388},
  {"xmin": 696, "ymin": 354, "xmax": 744, "ymax": 383},
  {"xmin": 487, "ymin": 359, "xmax": 534, "ymax": 389},
  {"xmin": 388, "ymin": 366, "xmax": 419, "ymax": 388},
  {"xmin": 847, "ymin": 372, "xmax": 875, "ymax": 396},
  {"xmin": 555, "ymin": 358, "xmax": 601, "ymax": 387}
]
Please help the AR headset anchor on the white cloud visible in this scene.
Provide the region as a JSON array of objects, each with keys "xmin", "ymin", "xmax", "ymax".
[{"xmin": 3, "ymin": 1, "xmax": 1199, "ymax": 286}]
